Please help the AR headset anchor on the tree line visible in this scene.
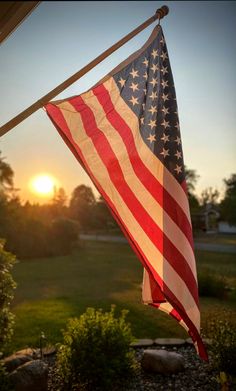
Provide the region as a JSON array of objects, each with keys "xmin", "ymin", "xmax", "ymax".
[{"xmin": 0, "ymin": 152, "xmax": 235, "ymax": 258}]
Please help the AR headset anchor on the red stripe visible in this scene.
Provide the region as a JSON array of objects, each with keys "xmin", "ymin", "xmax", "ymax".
[
  {"xmin": 93, "ymin": 84, "xmax": 194, "ymax": 250},
  {"xmin": 68, "ymin": 96, "xmax": 199, "ymax": 307},
  {"xmin": 46, "ymin": 102, "xmax": 207, "ymax": 361}
]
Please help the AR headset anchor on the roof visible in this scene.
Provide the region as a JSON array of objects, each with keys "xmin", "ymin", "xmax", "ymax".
[{"xmin": 0, "ymin": 1, "xmax": 41, "ymax": 44}]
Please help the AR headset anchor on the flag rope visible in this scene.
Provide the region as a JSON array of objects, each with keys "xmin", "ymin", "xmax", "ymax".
[{"xmin": 0, "ymin": 5, "xmax": 169, "ymax": 137}]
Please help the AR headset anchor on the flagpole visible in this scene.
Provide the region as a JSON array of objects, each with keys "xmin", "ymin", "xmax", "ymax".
[{"xmin": 0, "ymin": 5, "xmax": 169, "ymax": 137}]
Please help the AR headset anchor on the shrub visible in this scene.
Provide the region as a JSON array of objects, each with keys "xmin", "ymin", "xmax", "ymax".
[
  {"xmin": 50, "ymin": 218, "xmax": 79, "ymax": 255},
  {"xmin": 56, "ymin": 306, "xmax": 136, "ymax": 390},
  {"xmin": 0, "ymin": 360, "xmax": 13, "ymax": 391},
  {"xmin": 0, "ymin": 240, "xmax": 16, "ymax": 352},
  {"xmin": 207, "ymin": 315, "xmax": 236, "ymax": 375},
  {"xmin": 198, "ymin": 269, "xmax": 227, "ymax": 298}
]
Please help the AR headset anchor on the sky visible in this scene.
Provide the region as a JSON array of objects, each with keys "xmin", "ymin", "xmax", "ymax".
[{"xmin": 0, "ymin": 1, "xmax": 236, "ymax": 203}]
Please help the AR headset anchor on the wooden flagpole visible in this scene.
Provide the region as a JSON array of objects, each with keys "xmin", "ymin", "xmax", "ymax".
[{"xmin": 0, "ymin": 5, "xmax": 169, "ymax": 137}]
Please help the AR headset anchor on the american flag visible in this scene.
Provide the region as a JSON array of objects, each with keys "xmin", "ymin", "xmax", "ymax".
[{"xmin": 45, "ymin": 25, "xmax": 207, "ymax": 360}]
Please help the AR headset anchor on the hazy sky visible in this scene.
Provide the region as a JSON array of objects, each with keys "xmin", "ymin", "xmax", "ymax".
[{"xmin": 0, "ymin": 1, "xmax": 236, "ymax": 203}]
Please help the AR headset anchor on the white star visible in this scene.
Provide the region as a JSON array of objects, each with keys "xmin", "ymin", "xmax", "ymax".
[
  {"xmin": 142, "ymin": 103, "xmax": 146, "ymax": 110},
  {"xmin": 118, "ymin": 77, "xmax": 126, "ymax": 87},
  {"xmin": 150, "ymin": 78, "xmax": 158, "ymax": 87},
  {"xmin": 174, "ymin": 164, "xmax": 182, "ymax": 174},
  {"xmin": 129, "ymin": 96, "xmax": 139, "ymax": 106},
  {"xmin": 175, "ymin": 150, "xmax": 182, "ymax": 160},
  {"xmin": 160, "ymin": 148, "xmax": 169, "ymax": 158},
  {"xmin": 175, "ymin": 122, "xmax": 180, "ymax": 131},
  {"xmin": 162, "ymin": 106, "xmax": 169, "ymax": 115},
  {"xmin": 143, "ymin": 57, "xmax": 149, "ymax": 67},
  {"xmin": 161, "ymin": 80, "xmax": 169, "ymax": 89},
  {"xmin": 129, "ymin": 82, "xmax": 139, "ymax": 92},
  {"xmin": 149, "ymin": 91, "xmax": 158, "ymax": 100},
  {"xmin": 148, "ymin": 105, "xmax": 157, "ymax": 115},
  {"xmin": 161, "ymin": 51, "xmax": 168, "ymax": 61},
  {"xmin": 161, "ymin": 133, "xmax": 169, "ymax": 143},
  {"xmin": 151, "ymin": 49, "xmax": 158, "ymax": 59},
  {"xmin": 147, "ymin": 134, "xmax": 156, "ymax": 143},
  {"xmin": 175, "ymin": 136, "xmax": 181, "ymax": 145},
  {"xmin": 161, "ymin": 119, "xmax": 170, "ymax": 129},
  {"xmin": 140, "ymin": 117, "xmax": 144, "ymax": 125},
  {"xmin": 162, "ymin": 93, "xmax": 169, "ymax": 102},
  {"xmin": 160, "ymin": 37, "xmax": 165, "ymax": 45},
  {"xmin": 130, "ymin": 68, "xmax": 139, "ymax": 78},
  {"xmin": 161, "ymin": 66, "xmax": 168, "ymax": 75},
  {"xmin": 143, "ymin": 72, "xmax": 148, "ymax": 80},
  {"xmin": 150, "ymin": 63, "xmax": 158, "ymax": 73},
  {"xmin": 143, "ymin": 88, "xmax": 147, "ymax": 95},
  {"xmin": 148, "ymin": 119, "xmax": 157, "ymax": 129}
]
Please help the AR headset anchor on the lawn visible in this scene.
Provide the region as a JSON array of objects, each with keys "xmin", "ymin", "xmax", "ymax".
[
  {"xmin": 194, "ymin": 233, "xmax": 236, "ymax": 245},
  {"xmin": 8, "ymin": 241, "xmax": 236, "ymax": 353}
]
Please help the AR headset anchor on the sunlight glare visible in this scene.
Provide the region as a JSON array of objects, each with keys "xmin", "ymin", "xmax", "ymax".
[{"xmin": 30, "ymin": 174, "xmax": 56, "ymax": 197}]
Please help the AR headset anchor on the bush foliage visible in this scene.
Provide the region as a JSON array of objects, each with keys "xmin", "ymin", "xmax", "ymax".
[
  {"xmin": 56, "ymin": 306, "xmax": 136, "ymax": 390},
  {"xmin": 207, "ymin": 315, "xmax": 236, "ymax": 375},
  {"xmin": 0, "ymin": 240, "xmax": 16, "ymax": 352},
  {"xmin": 198, "ymin": 269, "xmax": 227, "ymax": 298}
]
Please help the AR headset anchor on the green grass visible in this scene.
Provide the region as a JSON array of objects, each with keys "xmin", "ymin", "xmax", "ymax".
[
  {"xmin": 8, "ymin": 241, "xmax": 236, "ymax": 353},
  {"xmin": 194, "ymin": 233, "xmax": 236, "ymax": 245}
]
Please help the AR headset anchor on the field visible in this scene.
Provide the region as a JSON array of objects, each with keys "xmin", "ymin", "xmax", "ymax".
[{"xmin": 9, "ymin": 240, "xmax": 236, "ymax": 353}]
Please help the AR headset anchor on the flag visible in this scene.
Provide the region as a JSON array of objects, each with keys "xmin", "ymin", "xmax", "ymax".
[{"xmin": 45, "ymin": 25, "xmax": 207, "ymax": 360}]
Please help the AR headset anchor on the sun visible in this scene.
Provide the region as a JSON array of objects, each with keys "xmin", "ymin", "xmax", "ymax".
[{"xmin": 30, "ymin": 174, "xmax": 56, "ymax": 197}]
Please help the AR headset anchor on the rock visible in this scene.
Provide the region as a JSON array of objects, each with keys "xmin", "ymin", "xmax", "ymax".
[
  {"xmin": 154, "ymin": 338, "xmax": 186, "ymax": 346},
  {"xmin": 8, "ymin": 359, "xmax": 48, "ymax": 391},
  {"xmin": 16, "ymin": 348, "xmax": 39, "ymax": 359},
  {"xmin": 130, "ymin": 338, "xmax": 154, "ymax": 348},
  {"xmin": 203, "ymin": 338, "xmax": 212, "ymax": 346},
  {"xmin": 141, "ymin": 349, "xmax": 185, "ymax": 374},
  {"xmin": 185, "ymin": 338, "xmax": 193, "ymax": 345},
  {"xmin": 3, "ymin": 354, "xmax": 32, "ymax": 373}
]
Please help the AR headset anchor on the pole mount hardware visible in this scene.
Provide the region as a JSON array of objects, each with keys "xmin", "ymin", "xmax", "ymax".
[{"xmin": 156, "ymin": 6, "xmax": 169, "ymax": 19}]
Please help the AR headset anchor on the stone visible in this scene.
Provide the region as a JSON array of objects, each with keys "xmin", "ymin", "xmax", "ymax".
[
  {"xmin": 8, "ymin": 359, "xmax": 48, "ymax": 391},
  {"xmin": 185, "ymin": 338, "xmax": 193, "ymax": 345},
  {"xmin": 141, "ymin": 349, "xmax": 185, "ymax": 374},
  {"xmin": 3, "ymin": 354, "xmax": 32, "ymax": 373},
  {"xmin": 203, "ymin": 338, "xmax": 212, "ymax": 346},
  {"xmin": 130, "ymin": 338, "xmax": 154, "ymax": 348},
  {"xmin": 16, "ymin": 348, "xmax": 39, "ymax": 359},
  {"xmin": 154, "ymin": 338, "xmax": 185, "ymax": 346}
]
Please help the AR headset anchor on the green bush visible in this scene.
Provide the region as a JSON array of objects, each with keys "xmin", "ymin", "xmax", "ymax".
[
  {"xmin": 0, "ymin": 240, "xmax": 16, "ymax": 352},
  {"xmin": 56, "ymin": 306, "xmax": 136, "ymax": 390},
  {"xmin": 0, "ymin": 361, "xmax": 13, "ymax": 391},
  {"xmin": 50, "ymin": 217, "xmax": 79, "ymax": 255},
  {"xmin": 207, "ymin": 316, "xmax": 236, "ymax": 375},
  {"xmin": 198, "ymin": 269, "xmax": 227, "ymax": 298}
]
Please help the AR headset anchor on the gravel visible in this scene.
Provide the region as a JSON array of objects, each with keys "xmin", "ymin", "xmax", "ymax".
[{"xmin": 47, "ymin": 345, "xmax": 221, "ymax": 391}]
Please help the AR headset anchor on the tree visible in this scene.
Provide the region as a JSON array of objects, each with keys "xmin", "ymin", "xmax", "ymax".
[
  {"xmin": 69, "ymin": 185, "xmax": 96, "ymax": 231},
  {"xmin": 51, "ymin": 187, "xmax": 68, "ymax": 218},
  {"xmin": 185, "ymin": 167, "xmax": 199, "ymax": 195},
  {"xmin": 185, "ymin": 166, "xmax": 200, "ymax": 214},
  {"xmin": 50, "ymin": 218, "xmax": 79, "ymax": 255},
  {"xmin": 92, "ymin": 196, "xmax": 118, "ymax": 232},
  {"xmin": 200, "ymin": 187, "xmax": 220, "ymax": 207},
  {"xmin": 220, "ymin": 174, "xmax": 236, "ymax": 224},
  {"xmin": 0, "ymin": 152, "xmax": 14, "ymax": 197}
]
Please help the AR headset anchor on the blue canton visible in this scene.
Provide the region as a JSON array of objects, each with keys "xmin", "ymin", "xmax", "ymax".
[{"xmin": 113, "ymin": 26, "xmax": 185, "ymax": 184}]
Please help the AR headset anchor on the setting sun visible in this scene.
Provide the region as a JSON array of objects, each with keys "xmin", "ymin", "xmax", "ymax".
[{"xmin": 30, "ymin": 174, "xmax": 56, "ymax": 197}]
